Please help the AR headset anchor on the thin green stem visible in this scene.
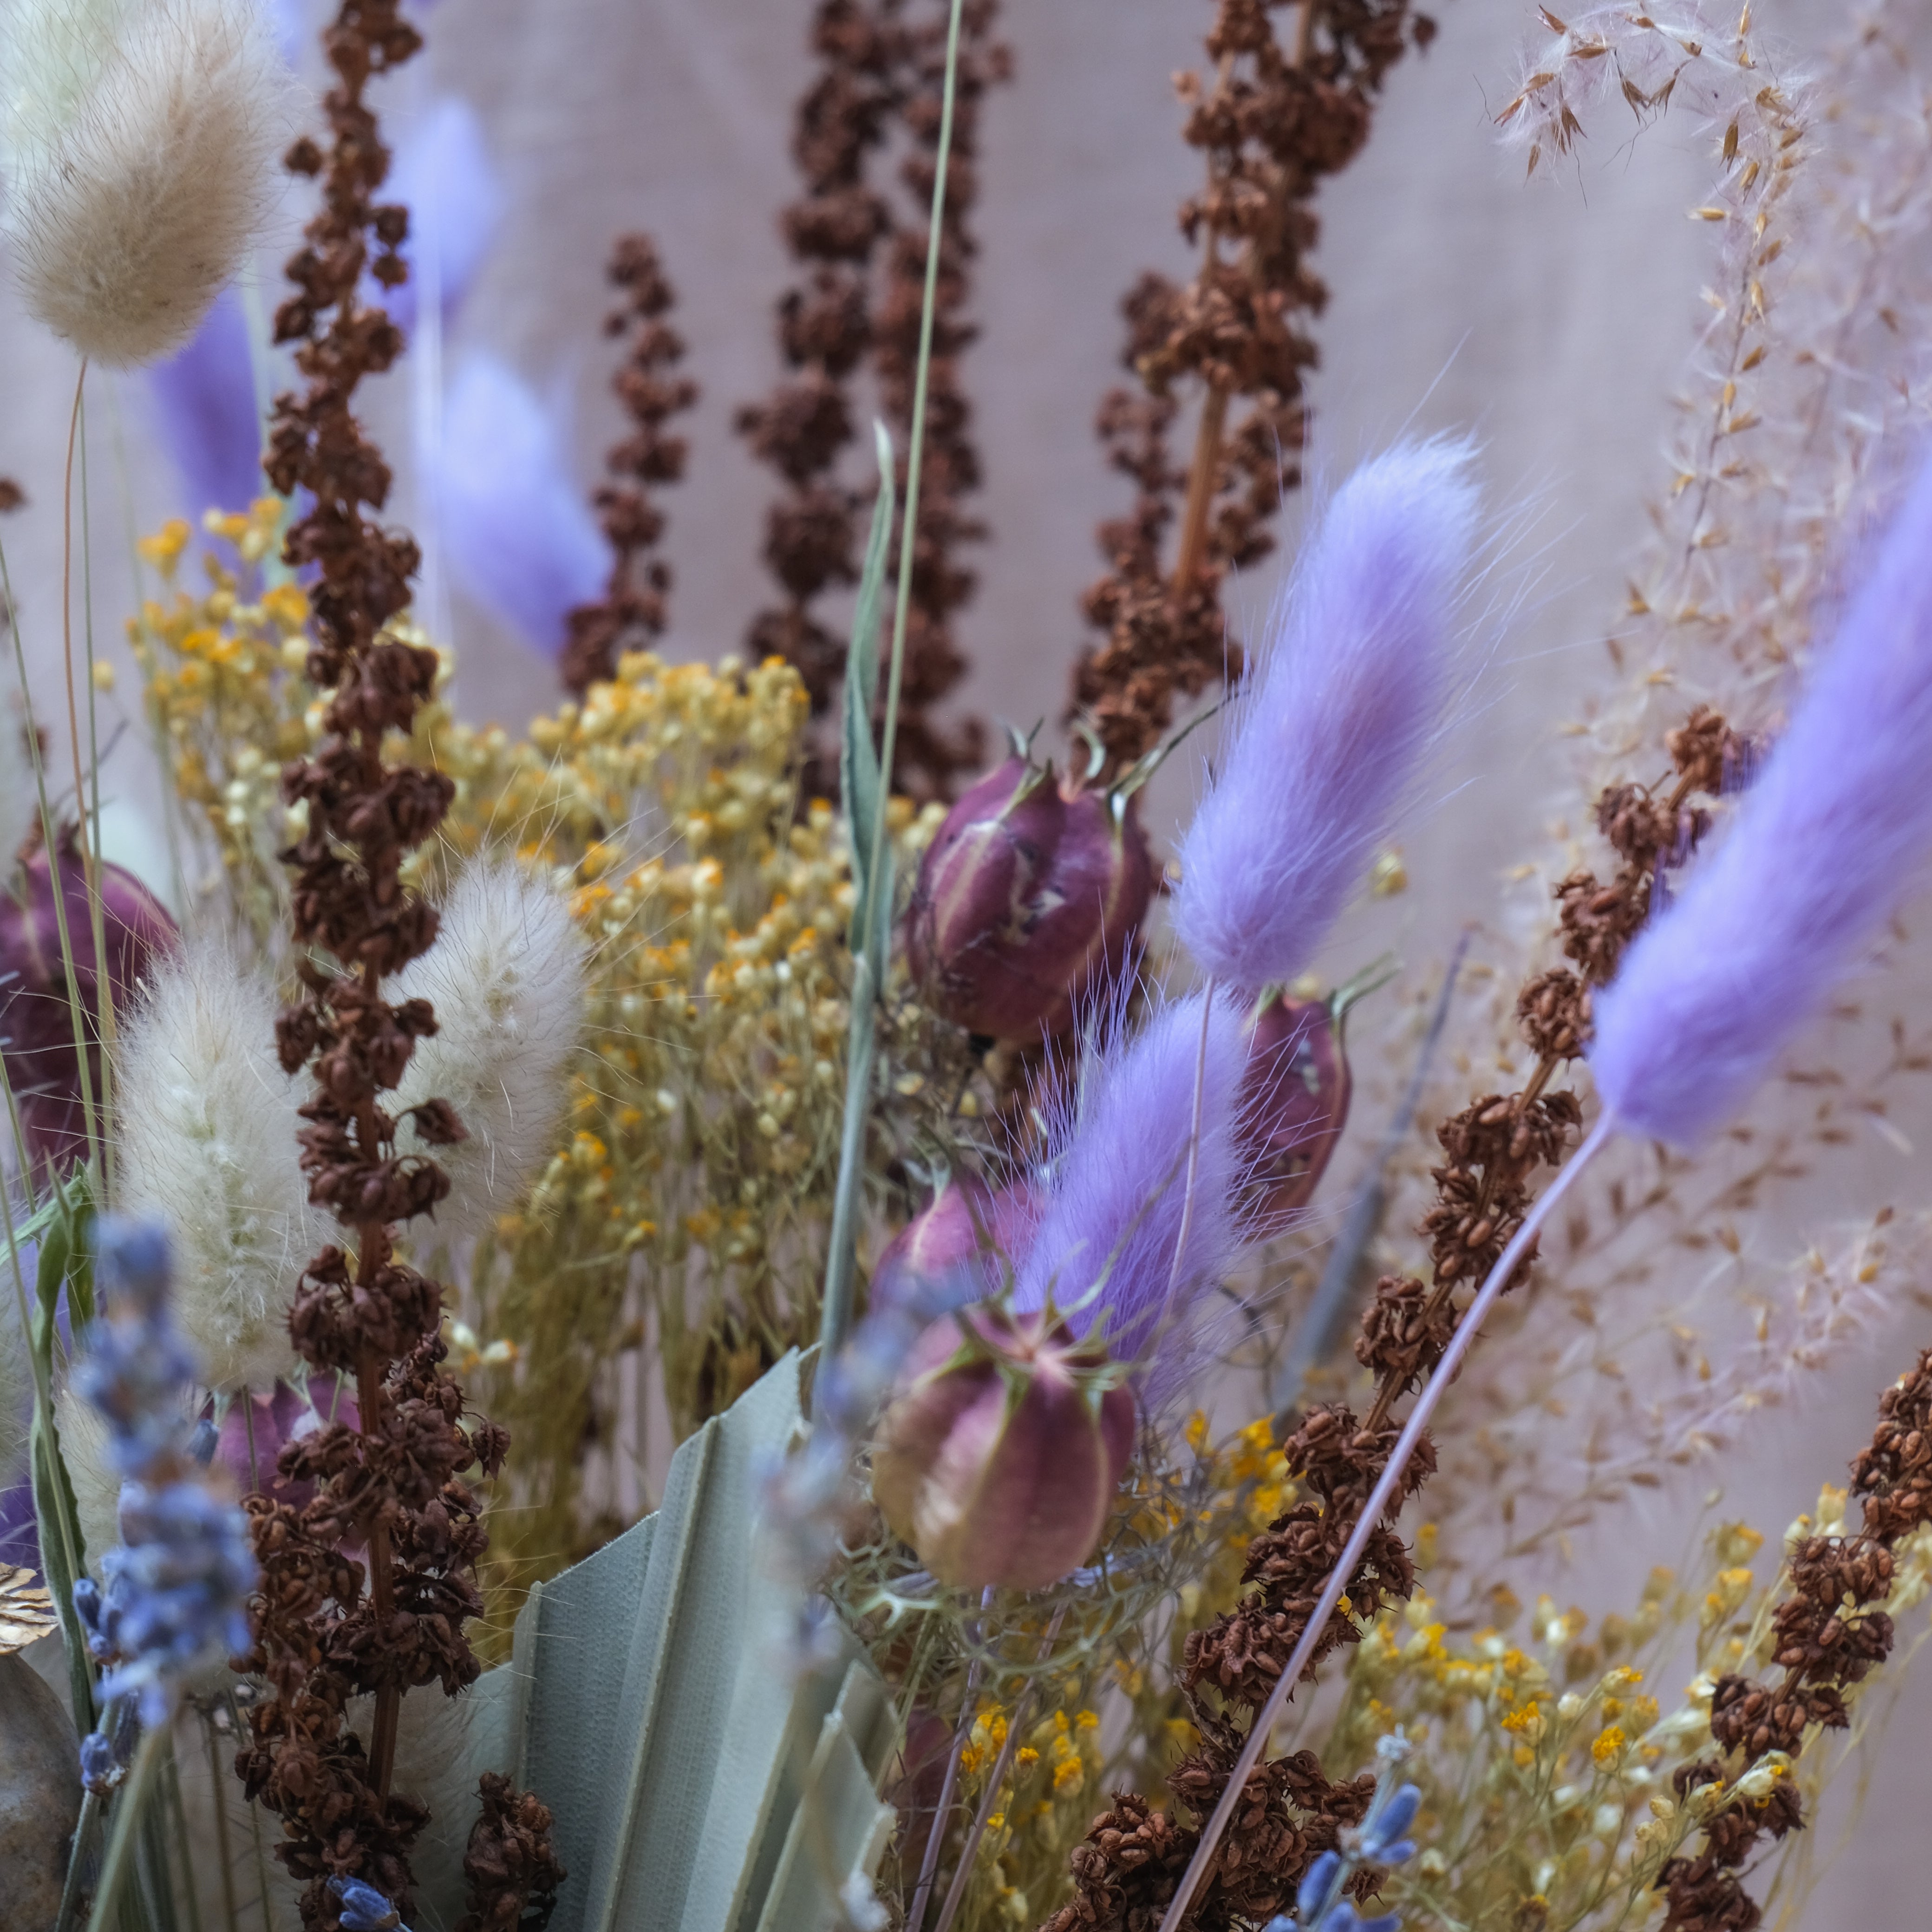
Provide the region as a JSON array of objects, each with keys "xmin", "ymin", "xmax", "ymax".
[
  {"xmin": 0, "ymin": 521, "xmax": 104, "ymax": 1185},
  {"xmin": 79, "ymin": 381, "xmax": 116, "ymax": 1205},
  {"xmin": 86, "ymin": 1723, "xmax": 164, "ymax": 1932},
  {"xmin": 866, "ymin": 0, "xmax": 967, "ymax": 901}
]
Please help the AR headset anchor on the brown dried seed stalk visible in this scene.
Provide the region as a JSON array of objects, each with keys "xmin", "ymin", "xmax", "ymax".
[
  {"xmin": 1069, "ymin": 0, "xmax": 1437, "ymax": 778},
  {"xmin": 738, "ymin": 0, "xmax": 1008, "ymax": 801},
  {"xmin": 1657, "ymin": 1343, "xmax": 1932, "ymax": 1932},
  {"xmin": 235, "ymin": 7, "xmax": 557, "ymax": 1925},
  {"xmin": 1043, "ymin": 708, "xmax": 1740, "ymax": 1932},
  {"xmin": 560, "ymin": 233, "xmax": 697, "ymax": 698}
]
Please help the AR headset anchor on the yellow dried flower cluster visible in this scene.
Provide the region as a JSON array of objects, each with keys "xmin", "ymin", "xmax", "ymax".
[
  {"xmin": 952, "ymin": 1702, "xmax": 1106, "ymax": 1927},
  {"xmin": 1312, "ymin": 1511, "xmax": 1879, "ymax": 1932},
  {"xmin": 127, "ymin": 504, "xmax": 317, "ymax": 942},
  {"xmin": 127, "ymin": 516, "xmax": 959, "ymax": 1629}
]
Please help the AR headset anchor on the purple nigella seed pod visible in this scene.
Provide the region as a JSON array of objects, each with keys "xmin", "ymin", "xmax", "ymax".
[
  {"xmin": 868, "ymin": 1170, "xmax": 1041, "ymax": 1318},
  {"xmin": 907, "ymin": 756, "xmax": 1155, "ymax": 1042},
  {"xmin": 0, "ymin": 827, "xmax": 178, "ymax": 1177},
  {"xmin": 1240, "ymin": 987, "xmax": 1352, "ymax": 1223},
  {"xmin": 871, "ymin": 1304, "xmax": 1136, "ymax": 1592}
]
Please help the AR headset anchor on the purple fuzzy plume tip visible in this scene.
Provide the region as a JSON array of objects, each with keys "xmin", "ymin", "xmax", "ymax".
[
  {"xmin": 1175, "ymin": 437, "xmax": 1481, "ymax": 995},
  {"xmin": 1013, "ymin": 987, "xmax": 1247, "ymax": 1403},
  {"xmin": 431, "ymin": 352, "xmax": 612, "ymax": 657},
  {"xmin": 1592, "ymin": 451, "xmax": 1932, "ymax": 1146}
]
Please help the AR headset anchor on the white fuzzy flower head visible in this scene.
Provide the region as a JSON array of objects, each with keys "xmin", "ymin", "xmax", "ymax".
[
  {"xmin": 113, "ymin": 940, "xmax": 317, "ymax": 1391},
  {"xmin": 390, "ymin": 862, "xmax": 587, "ymax": 1251},
  {"xmin": 0, "ymin": 0, "xmax": 286, "ymax": 367}
]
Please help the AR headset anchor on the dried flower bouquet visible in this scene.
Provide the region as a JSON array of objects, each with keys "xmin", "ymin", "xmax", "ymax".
[{"xmin": 2, "ymin": 3, "xmax": 1932, "ymax": 1932}]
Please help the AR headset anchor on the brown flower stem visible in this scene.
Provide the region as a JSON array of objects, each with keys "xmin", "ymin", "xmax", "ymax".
[
  {"xmin": 931, "ymin": 1606, "xmax": 1068, "ymax": 1932},
  {"xmin": 356, "ymin": 1345, "xmax": 399, "ymax": 1795},
  {"xmin": 908, "ymin": 1594, "xmax": 992, "ymax": 1932},
  {"xmin": 1170, "ymin": 385, "xmax": 1229, "ymax": 598},
  {"xmin": 1155, "ymin": 1111, "xmax": 1617, "ymax": 1932}
]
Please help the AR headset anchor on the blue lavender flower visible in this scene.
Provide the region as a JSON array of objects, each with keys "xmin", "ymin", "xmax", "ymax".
[
  {"xmin": 1267, "ymin": 1736, "xmax": 1423, "ymax": 1932},
  {"xmin": 69, "ymin": 1218, "xmax": 258, "ymax": 1788},
  {"xmin": 330, "ymin": 1876, "xmax": 411, "ymax": 1932}
]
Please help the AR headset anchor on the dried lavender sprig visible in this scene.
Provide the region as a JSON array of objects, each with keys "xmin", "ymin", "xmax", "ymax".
[
  {"xmin": 331, "ymin": 1876, "xmax": 413, "ymax": 1932},
  {"xmin": 69, "ymin": 1218, "xmax": 255, "ymax": 1786},
  {"xmin": 1266, "ymin": 1732, "xmax": 1421, "ymax": 1932}
]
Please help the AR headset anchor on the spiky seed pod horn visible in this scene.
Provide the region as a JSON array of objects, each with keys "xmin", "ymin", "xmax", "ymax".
[{"xmin": 0, "ymin": 0, "xmax": 287, "ymax": 367}]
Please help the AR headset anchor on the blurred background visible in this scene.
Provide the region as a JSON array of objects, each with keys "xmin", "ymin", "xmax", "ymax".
[{"xmin": 4, "ymin": 0, "xmax": 1926, "ymax": 1922}]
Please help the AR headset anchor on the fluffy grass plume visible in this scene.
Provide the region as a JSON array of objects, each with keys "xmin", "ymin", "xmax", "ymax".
[
  {"xmin": 1013, "ymin": 986, "xmax": 1247, "ymax": 1404},
  {"xmin": 1593, "ymin": 450, "xmax": 1932, "ymax": 1145},
  {"xmin": 431, "ymin": 352, "xmax": 612, "ymax": 656},
  {"xmin": 1175, "ymin": 437, "xmax": 1480, "ymax": 994},
  {"xmin": 0, "ymin": 0, "xmax": 285, "ymax": 367},
  {"xmin": 390, "ymin": 861, "xmax": 588, "ymax": 1247},
  {"xmin": 114, "ymin": 941, "xmax": 315, "ymax": 1391}
]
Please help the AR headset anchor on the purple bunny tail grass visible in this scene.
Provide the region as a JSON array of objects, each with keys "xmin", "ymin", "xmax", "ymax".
[
  {"xmin": 147, "ymin": 287, "xmax": 262, "ymax": 520},
  {"xmin": 1591, "ymin": 448, "xmax": 1932, "ymax": 1147},
  {"xmin": 432, "ymin": 352, "xmax": 612, "ymax": 657},
  {"xmin": 381, "ymin": 95, "xmax": 503, "ymax": 337},
  {"xmin": 1175, "ymin": 437, "xmax": 1482, "ymax": 996},
  {"xmin": 1014, "ymin": 986, "xmax": 1248, "ymax": 1407}
]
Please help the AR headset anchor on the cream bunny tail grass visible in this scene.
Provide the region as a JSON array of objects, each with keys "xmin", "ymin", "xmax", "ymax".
[
  {"xmin": 0, "ymin": 0, "xmax": 286, "ymax": 367},
  {"xmin": 391, "ymin": 861, "xmax": 589, "ymax": 1251},
  {"xmin": 114, "ymin": 940, "xmax": 317, "ymax": 1391}
]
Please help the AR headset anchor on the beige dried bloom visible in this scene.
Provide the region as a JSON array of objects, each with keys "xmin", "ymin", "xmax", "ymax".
[
  {"xmin": 0, "ymin": 0, "xmax": 286, "ymax": 366},
  {"xmin": 389, "ymin": 861, "xmax": 588, "ymax": 1252},
  {"xmin": 113, "ymin": 940, "xmax": 315, "ymax": 1391}
]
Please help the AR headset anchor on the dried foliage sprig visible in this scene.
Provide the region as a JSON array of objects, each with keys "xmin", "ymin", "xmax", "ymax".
[
  {"xmin": 738, "ymin": 0, "xmax": 1009, "ymax": 800},
  {"xmin": 1417, "ymin": 0, "xmax": 1932, "ymax": 1567},
  {"xmin": 235, "ymin": 8, "xmax": 558, "ymax": 1924},
  {"xmin": 1069, "ymin": 0, "xmax": 1435, "ymax": 773},
  {"xmin": 1657, "ymin": 1345, "xmax": 1932, "ymax": 1931},
  {"xmin": 1044, "ymin": 708, "xmax": 1739, "ymax": 1932},
  {"xmin": 559, "ymin": 234, "xmax": 697, "ymax": 698}
]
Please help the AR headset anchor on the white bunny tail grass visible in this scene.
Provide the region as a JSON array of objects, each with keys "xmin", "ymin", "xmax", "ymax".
[
  {"xmin": 114, "ymin": 940, "xmax": 316, "ymax": 1391},
  {"xmin": 0, "ymin": 0, "xmax": 286, "ymax": 367},
  {"xmin": 391, "ymin": 862, "xmax": 588, "ymax": 1251}
]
